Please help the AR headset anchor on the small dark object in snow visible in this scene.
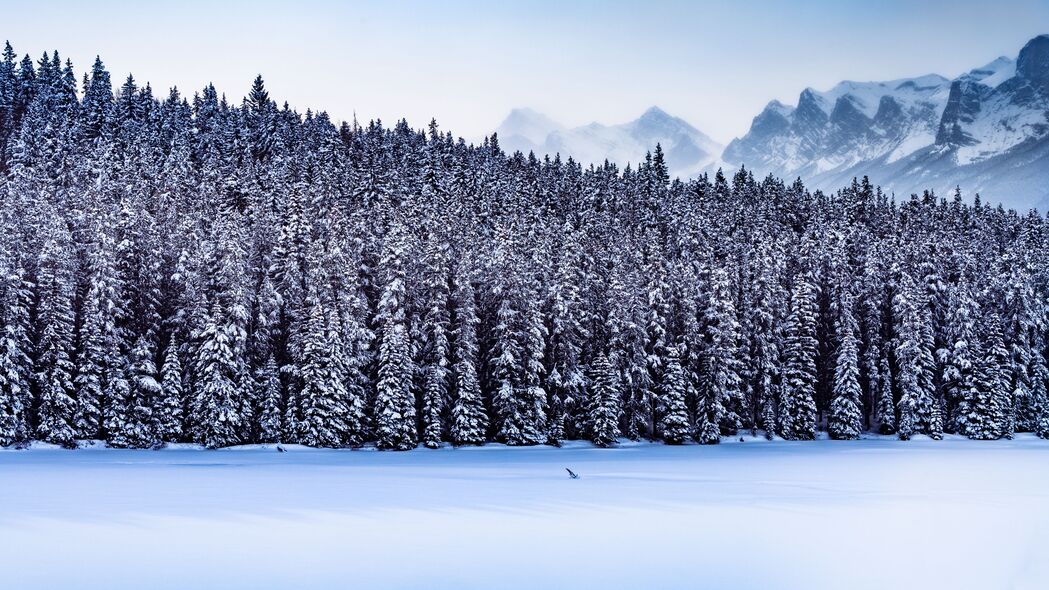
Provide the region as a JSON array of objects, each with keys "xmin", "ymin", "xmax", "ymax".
[
  {"xmin": 276, "ymin": 445, "xmax": 286, "ymax": 453},
  {"xmin": 739, "ymin": 437, "xmax": 745, "ymax": 442},
  {"xmin": 565, "ymin": 468, "xmax": 579, "ymax": 479}
]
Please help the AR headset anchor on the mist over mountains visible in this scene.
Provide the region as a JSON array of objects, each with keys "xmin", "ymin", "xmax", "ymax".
[
  {"xmin": 498, "ymin": 34, "xmax": 1049, "ymax": 211},
  {"xmin": 497, "ymin": 106, "xmax": 722, "ymax": 179}
]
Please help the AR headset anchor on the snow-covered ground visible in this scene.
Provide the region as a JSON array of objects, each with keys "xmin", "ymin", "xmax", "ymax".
[{"xmin": 2, "ymin": 435, "xmax": 1047, "ymax": 590}]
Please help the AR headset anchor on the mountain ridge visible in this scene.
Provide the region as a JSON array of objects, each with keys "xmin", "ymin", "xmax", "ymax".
[
  {"xmin": 722, "ymin": 34, "xmax": 1049, "ymax": 211},
  {"xmin": 496, "ymin": 107, "xmax": 722, "ymax": 178}
]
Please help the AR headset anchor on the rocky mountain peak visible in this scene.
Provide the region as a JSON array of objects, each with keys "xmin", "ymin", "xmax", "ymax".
[{"xmin": 1017, "ymin": 34, "xmax": 1049, "ymax": 91}]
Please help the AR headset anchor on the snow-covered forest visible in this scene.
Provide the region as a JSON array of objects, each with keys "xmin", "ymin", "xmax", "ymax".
[{"xmin": 1, "ymin": 45, "xmax": 1047, "ymax": 450}]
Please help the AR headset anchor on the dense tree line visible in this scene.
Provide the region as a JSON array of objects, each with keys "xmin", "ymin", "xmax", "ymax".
[{"xmin": 1, "ymin": 44, "xmax": 1047, "ymax": 449}]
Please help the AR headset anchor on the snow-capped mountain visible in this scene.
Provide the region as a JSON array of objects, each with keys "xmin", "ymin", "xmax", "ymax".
[
  {"xmin": 723, "ymin": 34, "xmax": 1049, "ymax": 211},
  {"xmin": 494, "ymin": 107, "xmax": 566, "ymax": 156},
  {"xmin": 497, "ymin": 107, "xmax": 722, "ymax": 178}
]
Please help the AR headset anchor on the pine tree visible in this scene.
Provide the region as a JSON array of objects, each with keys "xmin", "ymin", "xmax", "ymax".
[
  {"xmin": 895, "ymin": 279, "xmax": 942, "ymax": 440},
  {"xmin": 298, "ymin": 299, "xmax": 349, "ymax": 448},
  {"xmin": 518, "ymin": 284, "xmax": 549, "ymax": 445},
  {"xmin": 1032, "ymin": 353, "xmax": 1049, "ymax": 439},
  {"xmin": 0, "ymin": 244, "xmax": 32, "ymax": 446},
  {"xmin": 943, "ymin": 284, "xmax": 978, "ymax": 434},
  {"xmin": 156, "ymin": 339, "xmax": 185, "ymax": 443},
  {"xmin": 544, "ymin": 223, "xmax": 589, "ymax": 444},
  {"xmin": 374, "ymin": 222, "xmax": 416, "ymax": 450},
  {"xmin": 75, "ymin": 223, "xmax": 126, "ymax": 440},
  {"xmin": 192, "ymin": 304, "xmax": 243, "ymax": 449},
  {"xmin": 34, "ymin": 216, "xmax": 78, "ymax": 448},
  {"xmin": 829, "ymin": 292, "xmax": 862, "ymax": 440},
  {"xmin": 658, "ymin": 349, "xmax": 691, "ymax": 444},
  {"xmin": 587, "ymin": 353, "xmax": 621, "ymax": 447},
  {"xmin": 696, "ymin": 267, "xmax": 743, "ymax": 443},
  {"xmin": 876, "ymin": 356, "xmax": 896, "ymax": 434},
  {"xmin": 638, "ymin": 240, "xmax": 669, "ymax": 441},
  {"xmin": 778, "ymin": 274, "xmax": 818, "ymax": 440},
  {"xmin": 490, "ymin": 295, "xmax": 525, "ymax": 444},
  {"xmin": 113, "ymin": 336, "xmax": 159, "ymax": 448},
  {"xmin": 419, "ymin": 238, "xmax": 451, "ymax": 449},
  {"xmin": 255, "ymin": 354, "xmax": 283, "ymax": 443},
  {"xmin": 450, "ymin": 262, "xmax": 487, "ymax": 446},
  {"xmin": 965, "ymin": 317, "xmax": 1010, "ymax": 440}
]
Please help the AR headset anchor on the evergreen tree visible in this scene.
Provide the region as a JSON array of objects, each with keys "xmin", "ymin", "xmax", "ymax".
[
  {"xmin": 0, "ymin": 243, "xmax": 32, "ymax": 445},
  {"xmin": 943, "ymin": 284, "xmax": 978, "ymax": 434},
  {"xmin": 34, "ymin": 215, "xmax": 78, "ymax": 447},
  {"xmin": 156, "ymin": 339, "xmax": 185, "ymax": 443},
  {"xmin": 876, "ymin": 356, "xmax": 896, "ymax": 434},
  {"xmin": 255, "ymin": 354, "xmax": 283, "ymax": 443},
  {"xmin": 192, "ymin": 304, "xmax": 243, "ymax": 449},
  {"xmin": 829, "ymin": 292, "xmax": 862, "ymax": 440},
  {"xmin": 779, "ymin": 274, "xmax": 818, "ymax": 440},
  {"xmin": 587, "ymin": 353, "xmax": 621, "ymax": 447},
  {"xmin": 895, "ymin": 279, "xmax": 942, "ymax": 440},
  {"xmin": 419, "ymin": 237, "xmax": 451, "ymax": 448},
  {"xmin": 450, "ymin": 262, "xmax": 487, "ymax": 446},
  {"xmin": 298, "ymin": 298, "xmax": 349, "ymax": 447},
  {"xmin": 374, "ymin": 222, "xmax": 416, "ymax": 450},
  {"xmin": 658, "ymin": 349, "xmax": 691, "ymax": 444},
  {"xmin": 696, "ymin": 267, "xmax": 743, "ymax": 443},
  {"xmin": 965, "ymin": 317, "xmax": 1010, "ymax": 440},
  {"xmin": 111, "ymin": 336, "xmax": 158, "ymax": 448}
]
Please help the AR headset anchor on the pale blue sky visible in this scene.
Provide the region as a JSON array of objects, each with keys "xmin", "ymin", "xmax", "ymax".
[{"xmin": 4, "ymin": 0, "xmax": 1048, "ymax": 143}]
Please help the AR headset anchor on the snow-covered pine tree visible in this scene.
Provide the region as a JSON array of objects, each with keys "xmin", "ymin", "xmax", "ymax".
[
  {"xmin": 489, "ymin": 293, "xmax": 525, "ymax": 444},
  {"xmin": 110, "ymin": 335, "xmax": 159, "ymax": 448},
  {"xmin": 658, "ymin": 348, "xmax": 691, "ymax": 444},
  {"xmin": 33, "ymin": 214, "xmax": 78, "ymax": 448},
  {"xmin": 74, "ymin": 221, "xmax": 127, "ymax": 440},
  {"xmin": 192, "ymin": 303, "xmax": 243, "ymax": 448},
  {"xmin": 156, "ymin": 338, "xmax": 184, "ymax": 443},
  {"xmin": 748, "ymin": 244, "xmax": 783, "ymax": 440},
  {"xmin": 895, "ymin": 277, "xmax": 942, "ymax": 440},
  {"xmin": 419, "ymin": 236, "xmax": 451, "ymax": 449},
  {"xmin": 587, "ymin": 352, "xmax": 621, "ymax": 447},
  {"xmin": 322, "ymin": 212, "xmax": 370, "ymax": 447},
  {"xmin": 255, "ymin": 354, "xmax": 283, "ymax": 443},
  {"xmin": 449, "ymin": 261, "xmax": 487, "ymax": 446},
  {"xmin": 876, "ymin": 356, "xmax": 896, "ymax": 434},
  {"xmin": 374, "ymin": 221, "xmax": 417, "ymax": 450},
  {"xmin": 544, "ymin": 222, "xmax": 589, "ymax": 444},
  {"xmin": 829, "ymin": 291, "xmax": 862, "ymax": 440},
  {"xmin": 1000, "ymin": 258, "xmax": 1036, "ymax": 433},
  {"xmin": 298, "ymin": 297, "xmax": 349, "ymax": 448},
  {"xmin": 640, "ymin": 236, "xmax": 670, "ymax": 441},
  {"xmin": 606, "ymin": 253, "xmax": 651, "ymax": 442},
  {"xmin": 696, "ymin": 267, "xmax": 743, "ymax": 443},
  {"xmin": 778, "ymin": 273, "xmax": 818, "ymax": 441},
  {"xmin": 943, "ymin": 283, "xmax": 978, "ymax": 434},
  {"xmin": 517, "ymin": 279, "xmax": 549, "ymax": 445},
  {"xmin": 1032, "ymin": 350, "xmax": 1049, "ymax": 439},
  {"xmin": 965, "ymin": 316, "xmax": 1010, "ymax": 440},
  {"xmin": 0, "ymin": 239, "xmax": 32, "ymax": 446}
]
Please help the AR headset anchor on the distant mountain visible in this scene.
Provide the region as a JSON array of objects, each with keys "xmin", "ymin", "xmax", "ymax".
[
  {"xmin": 494, "ymin": 108, "xmax": 565, "ymax": 156},
  {"xmin": 723, "ymin": 34, "xmax": 1049, "ymax": 212},
  {"xmin": 497, "ymin": 107, "xmax": 722, "ymax": 178}
]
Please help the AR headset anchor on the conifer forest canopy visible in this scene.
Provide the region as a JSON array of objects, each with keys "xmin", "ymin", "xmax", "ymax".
[{"xmin": 1, "ymin": 44, "xmax": 1048, "ymax": 451}]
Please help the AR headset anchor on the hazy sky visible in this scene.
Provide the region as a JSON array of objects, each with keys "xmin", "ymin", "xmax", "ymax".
[{"xmin": 5, "ymin": 0, "xmax": 1048, "ymax": 144}]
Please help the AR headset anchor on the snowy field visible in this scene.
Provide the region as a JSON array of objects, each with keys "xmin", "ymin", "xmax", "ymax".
[{"xmin": 2, "ymin": 436, "xmax": 1048, "ymax": 590}]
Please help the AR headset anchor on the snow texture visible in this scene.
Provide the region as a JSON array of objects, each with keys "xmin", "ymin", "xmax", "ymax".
[{"xmin": 1, "ymin": 438, "xmax": 1047, "ymax": 590}]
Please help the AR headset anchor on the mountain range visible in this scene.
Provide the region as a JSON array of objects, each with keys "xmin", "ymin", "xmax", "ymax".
[
  {"xmin": 497, "ymin": 106, "xmax": 722, "ymax": 178},
  {"xmin": 496, "ymin": 34, "xmax": 1049, "ymax": 211}
]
